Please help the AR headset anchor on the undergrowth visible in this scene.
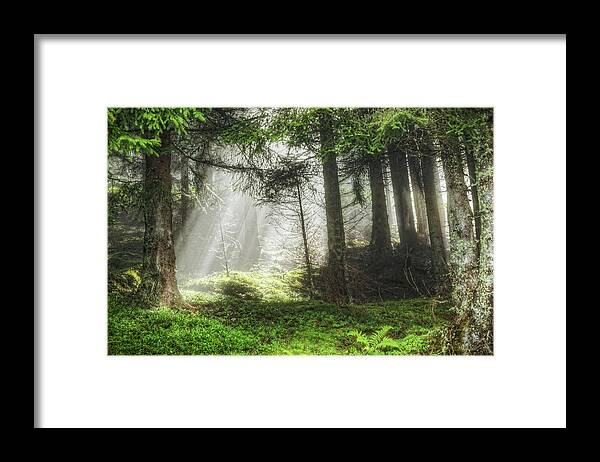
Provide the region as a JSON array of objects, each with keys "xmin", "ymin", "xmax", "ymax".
[{"xmin": 108, "ymin": 270, "xmax": 452, "ymax": 355}]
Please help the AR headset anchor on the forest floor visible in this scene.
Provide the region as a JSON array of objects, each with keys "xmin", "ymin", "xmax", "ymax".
[{"xmin": 108, "ymin": 272, "xmax": 452, "ymax": 355}]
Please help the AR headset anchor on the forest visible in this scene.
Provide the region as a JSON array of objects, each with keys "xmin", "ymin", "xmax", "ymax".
[{"xmin": 107, "ymin": 107, "xmax": 493, "ymax": 356}]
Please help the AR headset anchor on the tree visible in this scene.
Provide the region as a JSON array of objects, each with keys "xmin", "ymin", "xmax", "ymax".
[
  {"xmin": 319, "ymin": 110, "xmax": 350, "ymax": 303},
  {"xmin": 448, "ymin": 110, "xmax": 494, "ymax": 354},
  {"xmin": 467, "ymin": 112, "xmax": 493, "ymax": 354},
  {"xmin": 438, "ymin": 121, "xmax": 478, "ymax": 335},
  {"xmin": 367, "ymin": 152, "xmax": 392, "ymax": 254},
  {"xmin": 369, "ymin": 109, "xmax": 426, "ymax": 249},
  {"xmin": 388, "ymin": 144, "xmax": 417, "ymax": 248},
  {"xmin": 107, "ymin": 108, "xmax": 205, "ymax": 306},
  {"xmin": 418, "ymin": 131, "xmax": 448, "ymax": 283},
  {"xmin": 250, "ymin": 165, "xmax": 320, "ymax": 295},
  {"xmin": 139, "ymin": 133, "xmax": 181, "ymax": 305},
  {"xmin": 178, "ymin": 154, "xmax": 190, "ymax": 238},
  {"xmin": 296, "ymin": 179, "xmax": 316, "ymax": 296},
  {"xmin": 332, "ymin": 108, "xmax": 393, "ymax": 256},
  {"xmin": 407, "ymin": 150, "xmax": 429, "ymax": 241},
  {"xmin": 384, "ymin": 169, "xmax": 397, "ymax": 235},
  {"xmin": 432, "ymin": 109, "xmax": 493, "ymax": 354},
  {"xmin": 463, "ymin": 131, "xmax": 482, "ymax": 255},
  {"xmin": 432, "ymin": 155, "xmax": 449, "ymax": 254},
  {"xmin": 438, "ymin": 120, "xmax": 476, "ymax": 267},
  {"xmin": 264, "ymin": 108, "xmax": 351, "ymax": 302}
]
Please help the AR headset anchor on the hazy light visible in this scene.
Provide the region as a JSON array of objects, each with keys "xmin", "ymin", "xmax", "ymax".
[{"xmin": 175, "ymin": 170, "xmax": 327, "ymax": 283}]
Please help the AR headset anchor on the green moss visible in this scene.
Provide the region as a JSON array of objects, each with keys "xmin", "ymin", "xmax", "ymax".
[
  {"xmin": 108, "ymin": 294, "xmax": 260, "ymax": 355},
  {"xmin": 108, "ymin": 268, "xmax": 142, "ymax": 294},
  {"xmin": 109, "ymin": 271, "xmax": 453, "ymax": 355},
  {"xmin": 180, "ymin": 271, "xmax": 304, "ymax": 302}
]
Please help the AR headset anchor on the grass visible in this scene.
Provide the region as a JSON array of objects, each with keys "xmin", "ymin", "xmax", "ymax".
[{"xmin": 108, "ymin": 271, "xmax": 451, "ymax": 355}]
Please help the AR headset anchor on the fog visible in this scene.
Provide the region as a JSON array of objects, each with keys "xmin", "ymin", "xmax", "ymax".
[{"xmin": 174, "ymin": 169, "xmax": 327, "ymax": 281}]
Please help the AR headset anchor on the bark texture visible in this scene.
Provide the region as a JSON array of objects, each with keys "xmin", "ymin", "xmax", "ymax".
[
  {"xmin": 439, "ymin": 132, "xmax": 486, "ymax": 355},
  {"xmin": 139, "ymin": 134, "xmax": 182, "ymax": 307},
  {"xmin": 319, "ymin": 112, "xmax": 349, "ymax": 303},
  {"xmin": 459, "ymin": 120, "xmax": 494, "ymax": 354},
  {"xmin": 176, "ymin": 154, "xmax": 190, "ymax": 248},
  {"xmin": 464, "ymin": 139, "xmax": 482, "ymax": 255},
  {"xmin": 433, "ymin": 158, "xmax": 449, "ymax": 254},
  {"xmin": 180, "ymin": 155, "xmax": 189, "ymax": 231},
  {"xmin": 441, "ymin": 137, "xmax": 476, "ymax": 264}
]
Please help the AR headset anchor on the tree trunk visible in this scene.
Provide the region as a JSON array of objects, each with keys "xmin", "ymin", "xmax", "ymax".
[
  {"xmin": 439, "ymin": 134, "xmax": 479, "ymax": 352},
  {"xmin": 459, "ymin": 118, "xmax": 494, "ymax": 354},
  {"xmin": 407, "ymin": 152, "xmax": 429, "ymax": 241},
  {"xmin": 297, "ymin": 181, "xmax": 315, "ymax": 297},
  {"xmin": 139, "ymin": 134, "xmax": 182, "ymax": 307},
  {"xmin": 384, "ymin": 170, "xmax": 397, "ymax": 236},
  {"xmin": 433, "ymin": 158, "xmax": 449, "ymax": 254},
  {"xmin": 441, "ymin": 138, "xmax": 475, "ymax": 252},
  {"xmin": 319, "ymin": 111, "xmax": 349, "ymax": 303},
  {"xmin": 218, "ymin": 213, "xmax": 229, "ymax": 277},
  {"xmin": 464, "ymin": 137, "xmax": 482, "ymax": 255},
  {"xmin": 174, "ymin": 155, "xmax": 190, "ymax": 274},
  {"xmin": 368, "ymin": 153, "xmax": 392, "ymax": 254},
  {"xmin": 420, "ymin": 144, "xmax": 448, "ymax": 282},
  {"xmin": 180, "ymin": 154, "xmax": 189, "ymax": 233},
  {"xmin": 388, "ymin": 144, "xmax": 417, "ymax": 248}
]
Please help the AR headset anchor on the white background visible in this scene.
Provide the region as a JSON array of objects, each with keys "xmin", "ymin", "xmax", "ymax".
[{"xmin": 36, "ymin": 35, "xmax": 566, "ymax": 428}]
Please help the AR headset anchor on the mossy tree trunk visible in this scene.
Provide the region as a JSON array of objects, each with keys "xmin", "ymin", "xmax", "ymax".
[
  {"xmin": 438, "ymin": 133, "xmax": 484, "ymax": 354},
  {"xmin": 139, "ymin": 133, "xmax": 182, "ymax": 307},
  {"xmin": 368, "ymin": 153, "xmax": 392, "ymax": 254},
  {"xmin": 432, "ymin": 157, "xmax": 449, "ymax": 254},
  {"xmin": 464, "ymin": 135, "xmax": 482, "ymax": 257},
  {"xmin": 440, "ymin": 136, "xmax": 476, "ymax": 263},
  {"xmin": 319, "ymin": 111, "xmax": 349, "ymax": 303},
  {"xmin": 459, "ymin": 118, "xmax": 494, "ymax": 354},
  {"xmin": 388, "ymin": 144, "xmax": 417, "ymax": 248}
]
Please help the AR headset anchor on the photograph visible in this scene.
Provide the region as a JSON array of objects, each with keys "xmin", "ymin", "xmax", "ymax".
[{"xmin": 107, "ymin": 107, "xmax": 494, "ymax": 356}]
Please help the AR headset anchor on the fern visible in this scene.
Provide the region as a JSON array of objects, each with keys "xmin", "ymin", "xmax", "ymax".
[
  {"xmin": 371, "ymin": 325, "xmax": 392, "ymax": 346},
  {"xmin": 349, "ymin": 329, "xmax": 369, "ymax": 348},
  {"xmin": 349, "ymin": 326, "xmax": 403, "ymax": 354}
]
